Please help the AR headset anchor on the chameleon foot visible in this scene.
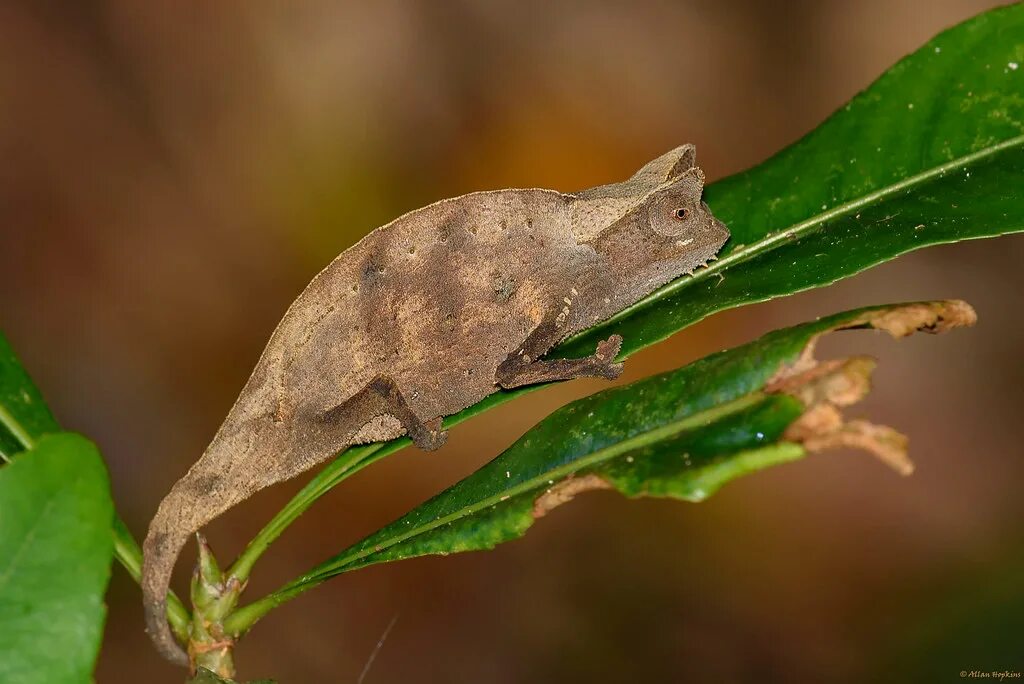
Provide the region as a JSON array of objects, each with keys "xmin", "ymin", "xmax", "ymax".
[
  {"xmin": 410, "ymin": 417, "xmax": 447, "ymax": 451},
  {"xmin": 592, "ymin": 334, "xmax": 624, "ymax": 380},
  {"xmin": 496, "ymin": 333, "xmax": 626, "ymax": 388}
]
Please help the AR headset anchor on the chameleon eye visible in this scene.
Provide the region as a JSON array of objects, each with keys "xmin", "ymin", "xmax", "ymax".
[{"xmin": 674, "ymin": 207, "xmax": 690, "ymax": 220}]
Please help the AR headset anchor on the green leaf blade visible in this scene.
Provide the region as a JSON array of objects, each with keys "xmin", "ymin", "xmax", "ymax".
[
  {"xmin": 599, "ymin": 397, "xmax": 805, "ymax": 502},
  {"xmin": 0, "ymin": 433, "xmax": 115, "ymax": 684}
]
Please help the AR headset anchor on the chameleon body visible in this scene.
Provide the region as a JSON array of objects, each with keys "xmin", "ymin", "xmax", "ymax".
[{"xmin": 142, "ymin": 144, "xmax": 729, "ymax": 664}]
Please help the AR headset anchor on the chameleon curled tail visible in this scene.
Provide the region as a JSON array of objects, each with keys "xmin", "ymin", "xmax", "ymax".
[{"xmin": 142, "ymin": 440, "xmax": 261, "ymax": 666}]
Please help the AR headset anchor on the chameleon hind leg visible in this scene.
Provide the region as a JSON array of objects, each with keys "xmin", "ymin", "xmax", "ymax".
[{"xmin": 322, "ymin": 375, "xmax": 447, "ymax": 451}]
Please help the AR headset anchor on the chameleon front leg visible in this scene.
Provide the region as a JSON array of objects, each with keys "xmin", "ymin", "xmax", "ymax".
[
  {"xmin": 495, "ymin": 317, "xmax": 624, "ymax": 390},
  {"xmin": 322, "ymin": 375, "xmax": 447, "ymax": 451}
]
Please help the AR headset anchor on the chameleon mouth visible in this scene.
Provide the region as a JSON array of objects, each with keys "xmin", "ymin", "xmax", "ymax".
[
  {"xmin": 682, "ymin": 253, "xmax": 717, "ymax": 277},
  {"xmin": 677, "ymin": 238, "xmax": 724, "ymax": 277}
]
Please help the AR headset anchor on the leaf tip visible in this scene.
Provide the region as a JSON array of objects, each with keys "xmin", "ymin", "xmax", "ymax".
[{"xmin": 856, "ymin": 299, "xmax": 977, "ymax": 338}]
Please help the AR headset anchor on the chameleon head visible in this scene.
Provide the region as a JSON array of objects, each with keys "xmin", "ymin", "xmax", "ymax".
[
  {"xmin": 641, "ymin": 155, "xmax": 729, "ymax": 260},
  {"xmin": 578, "ymin": 144, "xmax": 730, "ymax": 296}
]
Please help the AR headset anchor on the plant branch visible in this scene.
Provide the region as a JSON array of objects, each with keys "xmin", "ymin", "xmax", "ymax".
[{"xmin": 226, "ymin": 442, "xmax": 387, "ymax": 582}]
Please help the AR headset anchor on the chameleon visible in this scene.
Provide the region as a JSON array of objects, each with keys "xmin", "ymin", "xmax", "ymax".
[{"xmin": 142, "ymin": 144, "xmax": 730, "ymax": 664}]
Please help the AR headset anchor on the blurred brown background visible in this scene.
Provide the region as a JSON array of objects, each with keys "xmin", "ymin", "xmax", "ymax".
[{"xmin": 2, "ymin": 1, "xmax": 1023, "ymax": 682}]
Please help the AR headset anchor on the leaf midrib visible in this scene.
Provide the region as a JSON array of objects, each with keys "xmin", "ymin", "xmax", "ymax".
[{"xmin": 570, "ymin": 133, "xmax": 1024, "ymax": 340}]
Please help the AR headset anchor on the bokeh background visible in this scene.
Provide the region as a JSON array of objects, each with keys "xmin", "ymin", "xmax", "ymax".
[{"xmin": 2, "ymin": 1, "xmax": 1023, "ymax": 682}]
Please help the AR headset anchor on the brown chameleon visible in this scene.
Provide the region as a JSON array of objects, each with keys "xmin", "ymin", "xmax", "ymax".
[{"xmin": 142, "ymin": 144, "xmax": 730, "ymax": 664}]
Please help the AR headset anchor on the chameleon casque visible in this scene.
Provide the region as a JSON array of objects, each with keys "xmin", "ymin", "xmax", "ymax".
[{"xmin": 142, "ymin": 144, "xmax": 730, "ymax": 664}]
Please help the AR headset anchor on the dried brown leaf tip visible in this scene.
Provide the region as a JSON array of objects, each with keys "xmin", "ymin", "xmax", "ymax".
[
  {"xmin": 532, "ymin": 473, "xmax": 611, "ymax": 519},
  {"xmin": 771, "ymin": 355, "xmax": 915, "ymax": 475},
  {"xmin": 844, "ymin": 299, "xmax": 977, "ymax": 338},
  {"xmin": 767, "ymin": 300, "xmax": 977, "ymax": 476}
]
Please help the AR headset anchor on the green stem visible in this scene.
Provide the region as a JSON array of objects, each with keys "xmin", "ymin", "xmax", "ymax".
[
  {"xmin": 223, "ymin": 392, "xmax": 769, "ymax": 637},
  {"xmin": 224, "ymin": 382, "xmax": 580, "ymax": 590},
  {"xmin": 226, "ymin": 442, "xmax": 388, "ymax": 582},
  {"xmin": 223, "ymin": 589, "xmax": 292, "ymax": 636},
  {"xmin": 220, "ymin": 440, "xmax": 414, "ymax": 634},
  {"xmin": 112, "ymin": 517, "xmax": 191, "ymax": 645},
  {"xmin": 225, "ymin": 386, "xmax": 564, "ymax": 586}
]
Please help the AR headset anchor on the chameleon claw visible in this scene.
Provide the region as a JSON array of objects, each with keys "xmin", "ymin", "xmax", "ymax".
[
  {"xmin": 412, "ymin": 417, "xmax": 447, "ymax": 451},
  {"xmin": 600, "ymin": 361, "xmax": 625, "ymax": 380}
]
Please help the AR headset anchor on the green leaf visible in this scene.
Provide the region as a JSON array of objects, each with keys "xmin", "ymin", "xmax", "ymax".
[
  {"xmin": 562, "ymin": 4, "xmax": 1024, "ymax": 359},
  {"xmin": 225, "ymin": 301, "xmax": 973, "ymax": 633},
  {"xmin": 0, "ymin": 333, "xmax": 59, "ymax": 459},
  {"xmin": 0, "ymin": 433, "xmax": 115, "ymax": 684}
]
